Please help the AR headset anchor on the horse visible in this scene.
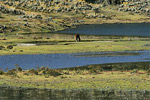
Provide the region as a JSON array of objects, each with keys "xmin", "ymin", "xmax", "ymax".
[{"xmin": 75, "ymin": 34, "xmax": 81, "ymax": 42}]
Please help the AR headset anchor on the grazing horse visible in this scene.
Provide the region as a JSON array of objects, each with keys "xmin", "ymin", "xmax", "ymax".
[{"xmin": 75, "ymin": 34, "xmax": 81, "ymax": 42}]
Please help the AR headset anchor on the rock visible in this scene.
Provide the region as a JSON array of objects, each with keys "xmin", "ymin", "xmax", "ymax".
[{"xmin": 35, "ymin": 15, "xmax": 42, "ymax": 19}]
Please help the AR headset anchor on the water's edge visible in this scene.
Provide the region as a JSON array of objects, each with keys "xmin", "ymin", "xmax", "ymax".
[{"xmin": 1, "ymin": 86, "xmax": 150, "ymax": 100}]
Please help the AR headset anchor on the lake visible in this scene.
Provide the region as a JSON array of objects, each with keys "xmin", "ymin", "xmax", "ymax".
[
  {"xmin": 57, "ymin": 23, "xmax": 150, "ymax": 37},
  {"xmin": 1, "ymin": 50, "xmax": 150, "ymax": 70},
  {"xmin": 1, "ymin": 23, "xmax": 150, "ymax": 99},
  {"xmin": 0, "ymin": 87, "xmax": 150, "ymax": 100}
]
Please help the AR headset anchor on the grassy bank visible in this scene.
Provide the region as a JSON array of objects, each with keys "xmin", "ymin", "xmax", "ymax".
[
  {"xmin": 1, "ymin": 62, "xmax": 150, "ymax": 90},
  {"xmin": 0, "ymin": 35, "xmax": 150, "ymax": 55}
]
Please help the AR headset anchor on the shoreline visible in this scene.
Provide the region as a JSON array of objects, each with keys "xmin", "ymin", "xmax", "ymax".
[
  {"xmin": 1, "ymin": 21, "xmax": 150, "ymax": 36},
  {"xmin": 1, "ymin": 62, "xmax": 150, "ymax": 90},
  {"xmin": 1, "ymin": 85, "xmax": 150, "ymax": 92},
  {"xmin": 1, "ymin": 86, "xmax": 150, "ymax": 100}
]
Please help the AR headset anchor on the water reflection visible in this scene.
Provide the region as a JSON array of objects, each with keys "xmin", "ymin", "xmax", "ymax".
[{"xmin": 0, "ymin": 87, "xmax": 150, "ymax": 100}]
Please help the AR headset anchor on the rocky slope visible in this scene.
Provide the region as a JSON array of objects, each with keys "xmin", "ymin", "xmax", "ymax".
[{"xmin": 0, "ymin": 0, "xmax": 150, "ymax": 34}]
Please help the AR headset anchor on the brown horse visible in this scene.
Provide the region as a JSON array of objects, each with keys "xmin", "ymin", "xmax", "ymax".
[{"xmin": 75, "ymin": 34, "xmax": 81, "ymax": 42}]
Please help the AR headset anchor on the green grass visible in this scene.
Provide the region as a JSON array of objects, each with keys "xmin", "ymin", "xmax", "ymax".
[
  {"xmin": 0, "ymin": 37, "xmax": 150, "ymax": 55},
  {"xmin": 1, "ymin": 68, "xmax": 150, "ymax": 90}
]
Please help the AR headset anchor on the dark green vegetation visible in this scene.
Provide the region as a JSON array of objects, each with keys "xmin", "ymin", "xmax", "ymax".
[
  {"xmin": 1, "ymin": 62, "xmax": 150, "ymax": 90},
  {"xmin": 65, "ymin": 62, "xmax": 150, "ymax": 72}
]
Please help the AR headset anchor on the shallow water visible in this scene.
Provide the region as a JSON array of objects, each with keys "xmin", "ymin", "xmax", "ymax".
[
  {"xmin": 57, "ymin": 23, "xmax": 150, "ymax": 36},
  {"xmin": 1, "ymin": 50, "xmax": 150, "ymax": 70},
  {"xmin": 0, "ymin": 87, "xmax": 150, "ymax": 100}
]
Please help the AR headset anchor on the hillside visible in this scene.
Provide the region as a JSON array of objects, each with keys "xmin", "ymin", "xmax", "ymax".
[{"xmin": 0, "ymin": 0, "xmax": 150, "ymax": 35}]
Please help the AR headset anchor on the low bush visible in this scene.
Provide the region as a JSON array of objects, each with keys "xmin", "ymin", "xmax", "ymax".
[
  {"xmin": 130, "ymin": 69, "xmax": 138, "ymax": 74},
  {"xmin": 29, "ymin": 69, "xmax": 38, "ymax": 75},
  {"xmin": 17, "ymin": 67, "xmax": 22, "ymax": 72},
  {"xmin": 88, "ymin": 66, "xmax": 103, "ymax": 74},
  {"xmin": 46, "ymin": 69, "xmax": 61, "ymax": 77},
  {"xmin": 0, "ymin": 46, "xmax": 5, "ymax": 50},
  {"xmin": 6, "ymin": 69, "xmax": 16, "ymax": 76},
  {"xmin": 6, "ymin": 45, "xmax": 13, "ymax": 49},
  {"xmin": 0, "ymin": 70, "xmax": 4, "ymax": 75},
  {"xmin": 147, "ymin": 68, "xmax": 150, "ymax": 75},
  {"xmin": 23, "ymin": 72, "xmax": 29, "ymax": 76},
  {"xmin": 40, "ymin": 66, "xmax": 45, "ymax": 71}
]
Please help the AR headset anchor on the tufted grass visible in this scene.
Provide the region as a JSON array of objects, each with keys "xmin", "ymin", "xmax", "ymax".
[{"xmin": 0, "ymin": 67, "xmax": 150, "ymax": 90}]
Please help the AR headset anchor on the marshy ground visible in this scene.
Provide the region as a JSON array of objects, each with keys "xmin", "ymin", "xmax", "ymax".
[{"xmin": 1, "ymin": 34, "xmax": 150, "ymax": 55}]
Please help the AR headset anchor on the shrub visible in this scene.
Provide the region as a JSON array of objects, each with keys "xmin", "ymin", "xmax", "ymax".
[
  {"xmin": 6, "ymin": 69, "xmax": 16, "ymax": 76},
  {"xmin": 15, "ymin": 64, "xmax": 22, "ymax": 72},
  {"xmin": 46, "ymin": 69, "xmax": 61, "ymax": 77},
  {"xmin": 23, "ymin": 72, "xmax": 29, "ymax": 76},
  {"xmin": 89, "ymin": 66, "xmax": 103, "ymax": 74},
  {"xmin": 45, "ymin": 66, "xmax": 49, "ymax": 71},
  {"xmin": 17, "ymin": 67, "xmax": 22, "ymax": 72},
  {"xmin": 147, "ymin": 68, "xmax": 150, "ymax": 75},
  {"xmin": 40, "ymin": 66, "xmax": 45, "ymax": 71},
  {"xmin": 29, "ymin": 69, "xmax": 38, "ymax": 75},
  {"xmin": 131, "ymin": 69, "xmax": 138, "ymax": 74},
  {"xmin": 0, "ymin": 70, "xmax": 4, "ymax": 75},
  {"xmin": 19, "ymin": 50, "xmax": 23, "ymax": 52},
  {"xmin": 42, "ymin": 70, "xmax": 46, "ymax": 74},
  {"xmin": 6, "ymin": 45, "xmax": 13, "ymax": 49},
  {"xmin": 36, "ymin": 66, "xmax": 40, "ymax": 71},
  {"xmin": 0, "ymin": 46, "xmax": 5, "ymax": 50}
]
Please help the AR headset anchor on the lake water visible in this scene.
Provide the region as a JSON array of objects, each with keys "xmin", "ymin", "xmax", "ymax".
[
  {"xmin": 1, "ymin": 50, "xmax": 150, "ymax": 70},
  {"xmin": 57, "ymin": 23, "xmax": 150, "ymax": 36},
  {"xmin": 0, "ymin": 87, "xmax": 150, "ymax": 100},
  {"xmin": 1, "ymin": 23, "xmax": 150, "ymax": 99}
]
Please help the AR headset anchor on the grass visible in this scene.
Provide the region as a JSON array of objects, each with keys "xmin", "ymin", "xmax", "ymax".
[
  {"xmin": 1, "ymin": 63, "xmax": 150, "ymax": 90},
  {"xmin": 0, "ymin": 2, "xmax": 150, "ymax": 92},
  {"xmin": 0, "ymin": 35, "xmax": 150, "ymax": 55}
]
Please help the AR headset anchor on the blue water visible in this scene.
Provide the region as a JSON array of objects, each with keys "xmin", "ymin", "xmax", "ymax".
[
  {"xmin": 1, "ymin": 50, "xmax": 150, "ymax": 70},
  {"xmin": 57, "ymin": 23, "xmax": 150, "ymax": 36}
]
